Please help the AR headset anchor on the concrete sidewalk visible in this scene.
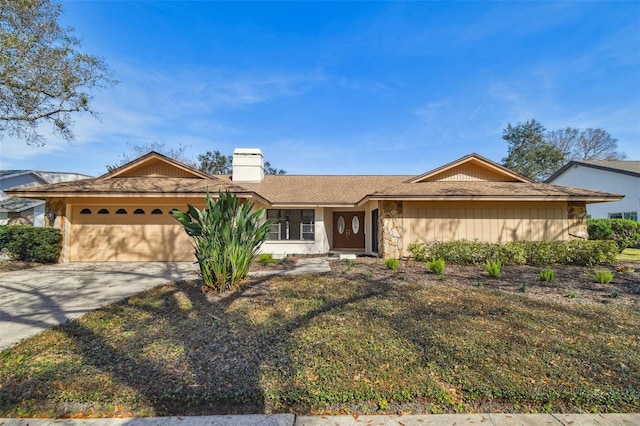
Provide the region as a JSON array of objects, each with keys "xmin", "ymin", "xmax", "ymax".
[
  {"xmin": 0, "ymin": 413, "xmax": 638, "ymax": 425},
  {"xmin": 0, "ymin": 262, "xmax": 198, "ymax": 350}
]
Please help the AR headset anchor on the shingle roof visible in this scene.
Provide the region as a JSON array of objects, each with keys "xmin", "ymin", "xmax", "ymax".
[
  {"xmin": 362, "ymin": 181, "xmax": 622, "ymax": 202},
  {"xmin": 239, "ymin": 175, "xmax": 411, "ymax": 205},
  {"xmin": 546, "ymin": 160, "xmax": 640, "ymax": 182},
  {"xmin": 0, "ymin": 196, "xmax": 43, "ymax": 213},
  {"xmin": 580, "ymin": 160, "xmax": 640, "ymax": 174},
  {"xmin": 6, "ymin": 176, "xmax": 251, "ymax": 197},
  {"xmin": 6, "ymin": 153, "xmax": 624, "ymax": 206}
]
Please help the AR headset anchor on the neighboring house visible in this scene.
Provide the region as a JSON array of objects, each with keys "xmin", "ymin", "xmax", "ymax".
[
  {"xmin": 0, "ymin": 170, "xmax": 92, "ymax": 226},
  {"xmin": 7, "ymin": 149, "xmax": 622, "ymax": 262},
  {"xmin": 546, "ymin": 160, "xmax": 640, "ymax": 222}
]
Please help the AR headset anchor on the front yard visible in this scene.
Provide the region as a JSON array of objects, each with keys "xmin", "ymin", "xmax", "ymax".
[{"xmin": 1, "ymin": 258, "xmax": 639, "ymax": 418}]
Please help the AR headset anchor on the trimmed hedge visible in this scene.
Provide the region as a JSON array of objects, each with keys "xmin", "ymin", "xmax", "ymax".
[
  {"xmin": 587, "ymin": 218, "xmax": 640, "ymax": 252},
  {"xmin": 407, "ymin": 239, "xmax": 618, "ymax": 266},
  {"xmin": 0, "ymin": 225, "xmax": 62, "ymax": 263}
]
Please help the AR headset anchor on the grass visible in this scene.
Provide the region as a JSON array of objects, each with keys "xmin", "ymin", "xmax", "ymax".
[
  {"xmin": 1, "ymin": 274, "xmax": 639, "ymax": 418},
  {"xmin": 618, "ymin": 248, "xmax": 640, "ymax": 262}
]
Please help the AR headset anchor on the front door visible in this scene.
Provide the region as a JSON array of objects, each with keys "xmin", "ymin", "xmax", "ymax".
[{"xmin": 333, "ymin": 212, "xmax": 365, "ymax": 249}]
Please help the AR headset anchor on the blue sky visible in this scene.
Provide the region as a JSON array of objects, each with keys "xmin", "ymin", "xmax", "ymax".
[{"xmin": 1, "ymin": 1, "xmax": 639, "ymax": 177}]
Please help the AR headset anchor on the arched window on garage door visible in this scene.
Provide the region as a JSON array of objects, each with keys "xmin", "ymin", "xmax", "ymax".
[
  {"xmin": 134, "ymin": 208, "xmax": 145, "ymax": 215},
  {"xmin": 98, "ymin": 208, "xmax": 109, "ymax": 215},
  {"xmin": 80, "ymin": 208, "xmax": 92, "ymax": 214},
  {"xmin": 116, "ymin": 208, "xmax": 127, "ymax": 215}
]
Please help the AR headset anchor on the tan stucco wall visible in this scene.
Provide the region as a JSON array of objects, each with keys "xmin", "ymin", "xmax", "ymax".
[{"xmin": 379, "ymin": 200, "xmax": 574, "ymax": 258}]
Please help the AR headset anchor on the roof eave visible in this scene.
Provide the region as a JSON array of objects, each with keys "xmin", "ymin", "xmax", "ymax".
[
  {"xmin": 546, "ymin": 161, "xmax": 640, "ymax": 182},
  {"xmin": 360, "ymin": 194, "xmax": 624, "ymax": 203},
  {"xmin": 4, "ymin": 190, "xmax": 272, "ymax": 205}
]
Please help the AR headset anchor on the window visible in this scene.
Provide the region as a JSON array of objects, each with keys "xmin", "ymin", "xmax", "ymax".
[
  {"xmin": 98, "ymin": 208, "xmax": 109, "ymax": 215},
  {"xmin": 134, "ymin": 208, "xmax": 145, "ymax": 215},
  {"xmin": 266, "ymin": 209, "xmax": 315, "ymax": 241},
  {"xmin": 151, "ymin": 208, "xmax": 163, "ymax": 215},
  {"xmin": 80, "ymin": 208, "xmax": 92, "ymax": 215},
  {"xmin": 116, "ymin": 208, "xmax": 127, "ymax": 215},
  {"xmin": 608, "ymin": 211, "xmax": 638, "ymax": 221}
]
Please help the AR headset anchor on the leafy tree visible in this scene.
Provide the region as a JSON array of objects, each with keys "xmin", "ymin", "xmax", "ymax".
[
  {"xmin": 172, "ymin": 191, "xmax": 272, "ymax": 291},
  {"xmin": 1, "ymin": 0, "xmax": 114, "ymax": 146},
  {"xmin": 106, "ymin": 142, "xmax": 194, "ymax": 172},
  {"xmin": 264, "ymin": 161, "xmax": 286, "ymax": 175},
  {"xmin": 546, "ymin": 127, "xmax": 627, "ymax": 161},
  {"xmin": 501, "ymin": 119, "xmax": 565, "ymax": 182},
  {"xmin": 196, "ymin": 150, "xmax": 232, "ymax": 174}
]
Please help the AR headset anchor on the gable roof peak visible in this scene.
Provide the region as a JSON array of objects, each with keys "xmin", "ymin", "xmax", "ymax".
[
  {"xmin": 98, "ymin": 151, "xmax": 214, "ymax": 180},
  {"xmin": 406, "ymin": 152, "xmax": 533, "ymax": 184}
]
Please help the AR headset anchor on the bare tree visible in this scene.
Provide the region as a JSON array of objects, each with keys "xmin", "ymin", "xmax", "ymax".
[
  {"xmin": 546, "ymin": 127, "xmax": 627, "ymax": 162},
  {"xmin": 0, "ymin": 0, "xmax": 115, "ymax": 146},
  {"xmin": 107, "ymin": 142, "xmax": 194, "ymax": 172}
]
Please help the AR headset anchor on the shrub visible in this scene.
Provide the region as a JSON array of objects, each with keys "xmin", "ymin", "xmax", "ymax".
[
  {"xmin": 426, "ymin": 258, "xmax": 445, "ymax": 274},
  {"xmin": 538, "ymin": 268, "xmax": 555, "ymax": 282},
  {"xmin": 408, "ymin": 239, "xmax": 617, "ymax": 266},
  {"xmin": 485, "ymin": 260, "xmax": 502, "ymax": 278},
  {"xmin": 385, "ymin": 258, "xmax": 400, "ymax": 270},
  {"xmin": 0, "ymin": 225, "xmax": 61, "ymax": 263},
  {"xmin": 258, "ymin": 253, "xmax": 274, "ymax": 266},
  {"xmin": 172, "ymin": 191, "xmax": 272, "ymax": 292},
  {"xmin": 588, "ymin": 218, "xmax": 640, "ymax": 252},
  {"xmin": 594, "ymin": 269, "xmax": 614, "ymax": 284}
]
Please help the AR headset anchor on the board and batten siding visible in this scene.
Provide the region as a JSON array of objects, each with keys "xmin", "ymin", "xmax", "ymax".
[
  {"xmin": 426, "ymin": 164, "xmax": 515, "ymax": 182},
  {"xmin": 401, "ymin": 201, "xmax": 569, "ymax": 247}
]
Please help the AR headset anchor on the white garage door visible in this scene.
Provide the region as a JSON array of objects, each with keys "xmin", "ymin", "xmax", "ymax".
[{"xmin": 69, "ymin": 205, "xmax": 196, "ymax": 262}]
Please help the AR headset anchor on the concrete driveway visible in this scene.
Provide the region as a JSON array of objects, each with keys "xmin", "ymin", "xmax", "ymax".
[{"xmin": 0, "ymin": 262, "xmax": 198, "ymax": 351}]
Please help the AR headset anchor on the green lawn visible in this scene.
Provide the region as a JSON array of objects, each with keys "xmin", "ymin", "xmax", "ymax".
[
  {"xmin": 1, "ymin": 273, "xmax": 639, "ymax": 418},
  {"xmin": 619, "ymin": 248, "xmax": 640, "ymax": 262}
]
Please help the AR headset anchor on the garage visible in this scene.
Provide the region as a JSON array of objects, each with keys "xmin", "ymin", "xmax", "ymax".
[{"xmin": 68, "ymin": 204, "xmax": 196, "ymax": 262}]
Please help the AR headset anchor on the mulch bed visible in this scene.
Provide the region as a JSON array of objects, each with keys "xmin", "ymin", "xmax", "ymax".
[
  {"xmin": 2, "ymin": 255, "xmax": 638, "ymax": 310},
  {"xmin": 327, "ymin": 256, "xmax": 640, "ymax": 311}
]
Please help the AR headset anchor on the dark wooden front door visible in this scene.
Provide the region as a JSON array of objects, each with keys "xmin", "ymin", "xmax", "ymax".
[{"xmin": 333, "ymin": 212, "xmax": 365, "ymax": 249}]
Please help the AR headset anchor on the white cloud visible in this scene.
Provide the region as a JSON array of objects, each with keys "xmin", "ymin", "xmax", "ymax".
[{"xmin": 1, "ymin": 63, "xmax": 326, "ymax": 164}]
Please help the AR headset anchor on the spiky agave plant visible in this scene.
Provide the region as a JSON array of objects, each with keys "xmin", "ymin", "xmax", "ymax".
[{"xmin": 172, "ymin": 191, "xmax": 272, "ymax": 291}]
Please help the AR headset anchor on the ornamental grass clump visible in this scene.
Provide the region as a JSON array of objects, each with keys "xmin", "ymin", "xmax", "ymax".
[
  {"xmin": 485, "ymin": 260, "xmax": 502, "ymax": 278},
  {"xmin": 426, "ymin": 258, "xmax": 445, "ymax": 274},
  {"xmin": 538, "ymin": 268, "xmax": 555, "ymax": 282},
  {"xmin": 172, "ymin": 191, "xmax": 272, "ymax": 292},
  {"xmin": 385, "ymin": 258, "xmax": 400, "ymax": 270},
  {"xmin": 594, "ymin": 269, "xmax": 614, "ymax": 284}
]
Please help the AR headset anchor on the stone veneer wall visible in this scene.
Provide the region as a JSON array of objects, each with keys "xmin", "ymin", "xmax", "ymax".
[
  {"xmin": 45, "ymin": 197, "xmax": 68, "ymax": 262},
  {"xmin": 7, "ymin": 209, "xmax": 34, "ymax": 225},
  {"xmin": 379, "ymin": 200, "xmax": 404, "ymax": 259},
  {"xmin": 567, "ymin": 201, "xmax": 588, "ymax": 239}
]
